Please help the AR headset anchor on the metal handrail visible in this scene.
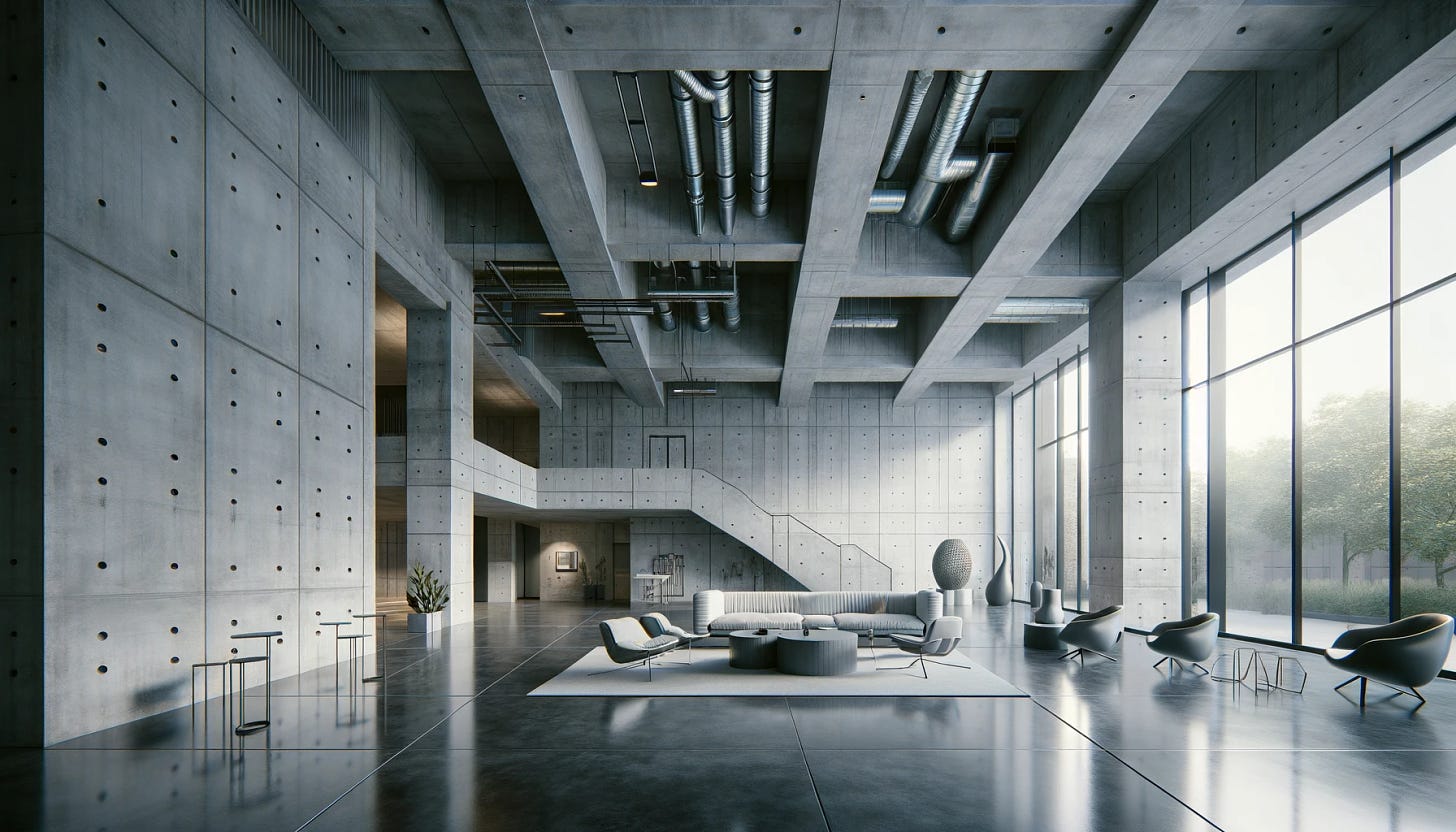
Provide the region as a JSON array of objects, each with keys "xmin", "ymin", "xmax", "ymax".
[{"xmin": 710, "ymin": 472, "xmax": 894, "ymax": 587}]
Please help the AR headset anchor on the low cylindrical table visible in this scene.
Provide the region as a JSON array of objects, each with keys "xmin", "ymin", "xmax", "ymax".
[
  {"xmin": 728, "ymin": 630, "xmax": 779, "ymax": 669},
  {"xmin": 777, "ymin": 629, "xmax": 858, "ymax": 676},
  {"xmin": 1023, "ymin": 621, "xmax": 1065, "ymax": 650}
]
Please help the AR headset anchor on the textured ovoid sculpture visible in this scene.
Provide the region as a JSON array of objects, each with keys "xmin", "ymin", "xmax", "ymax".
[
  {"xmin": 932, "ymin": 538, "xmax": 973, "ymax": 590},
  {"xmin": 985, "ymin": 536, "xmax": 1013, "ymax": 606}
]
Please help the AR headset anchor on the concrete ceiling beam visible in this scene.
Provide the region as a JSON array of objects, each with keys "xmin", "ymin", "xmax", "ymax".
[
  {"xmin": 1127, "ymin": 0, "xmax": 1456, "ymax": 288},
  {"xmin": 777, "ymin": 56, "xmax": 914, "ymax": 406},
  {"xmin": 445, "ymin": 1, "xmax": 664, "ymax": 408},
  {"xmin": 894, "ymin": 0, "xmax": 1244, "ymax": 406}
]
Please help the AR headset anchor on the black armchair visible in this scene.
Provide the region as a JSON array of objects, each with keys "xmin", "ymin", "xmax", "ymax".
[{"xmin": 1325, "ymin": 613, "xmax": 1453, "ymax": 708}]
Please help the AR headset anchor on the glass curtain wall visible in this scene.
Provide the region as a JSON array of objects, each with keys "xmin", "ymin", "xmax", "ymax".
[
  {"xmin": 1009, "ymin": 349, "xmax": 1090, "ymax": 610},
  {"xmin": 1183, "ymin": 121, "xmax": 1456, "ymax": 672}
]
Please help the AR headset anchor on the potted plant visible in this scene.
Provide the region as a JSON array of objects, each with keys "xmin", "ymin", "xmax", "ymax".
[{"xmin": 406, "ymin": 563, "xmax": 449, "ymax": 633}]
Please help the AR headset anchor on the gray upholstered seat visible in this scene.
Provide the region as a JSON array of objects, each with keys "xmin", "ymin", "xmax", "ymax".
[
  {"xmin": 595, "ymin": 617, "xmax": 680, "ymax": 681},
  {"xmin": 709, "ymin": 612, "xmax": 805, "ymax": 632},
  {"xmin": 1147, "ymin": 612, "xmax": 1220, "ymax": 674},
  {"xmin": 639, "ymin": 612, "xmax": 710, "ymax": 663},
  {"xmin": 1058, "ymin": 605, "xmax": 1124, "ymax": 663},
  {"xmin": 1325, "ymin": 613, "xmax": 1454, "ymax": 708},
  {"xmin": 878, "ymin": 616, "xmax": 965, "ymax": 678},
  {"xmin": 832, "ymin": 612, "xmax": 926, "ymax": 634}
]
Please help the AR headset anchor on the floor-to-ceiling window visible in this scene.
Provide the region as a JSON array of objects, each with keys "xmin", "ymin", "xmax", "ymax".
[
  {"xmin": 1184, "ymin": 121, "xmax": 1456, "ymax": 672},
  {"xmin": 1009, "ymin": 349, "xmax": 1089, "ymax": 610}
]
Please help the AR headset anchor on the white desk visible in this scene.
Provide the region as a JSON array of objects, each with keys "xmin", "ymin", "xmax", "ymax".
[{"xmin": 632, "ymin": 572, "xmax": 671, "ymax": 604}]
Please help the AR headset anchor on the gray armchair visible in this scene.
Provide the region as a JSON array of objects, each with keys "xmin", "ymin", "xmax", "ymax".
[
  {"xmin": 593, "ymin": 618, "xmax": 681, "ymax": 681},
  {"xmin": 877, "ymin": 616, "xmax": 965, "ymax": 678},
  {"xmin": 1058, "ymin": 605, "xmax": 1124, "ymax": 663},
  {"xmin": 1147, "ymin": 612, "xmax": 1220, "ymax": 675},
  {"xmin": 640, "ymin": 612, "xmax": 710, "ymax": 663},
  {"xmin": 1325, "ymin": 613, "xmax": 1454, "ymax": 708}
]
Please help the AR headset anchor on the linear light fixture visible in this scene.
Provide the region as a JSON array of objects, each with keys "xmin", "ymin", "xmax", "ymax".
[
  {"xmin": 614, "ymin": 72, "xmax": 660, "ymax": 187},
  {"xmin": 668, "ymin": 382, "xmax": 717, "ymax": 397}
]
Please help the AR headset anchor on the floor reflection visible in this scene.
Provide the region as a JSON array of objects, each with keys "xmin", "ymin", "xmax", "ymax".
[{"xmin": 3, "ymin": 601, "xmax": 1453, "ymax": 831}]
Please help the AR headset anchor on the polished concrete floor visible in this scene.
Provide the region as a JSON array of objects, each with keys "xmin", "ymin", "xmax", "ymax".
[{"xmin": 4, "ymin": 602, "xmax": 1454, "ymax": 831}]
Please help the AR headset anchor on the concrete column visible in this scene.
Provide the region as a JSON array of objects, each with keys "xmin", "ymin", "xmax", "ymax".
[
  {"xmin": 485, "ymin": 518, "xmax": 516, "ymax": 603},
  {"xmin": 406, "ymin": 305, "xmax": 475, "ymax": 626},
  {"xmin": 1088, "ymin": 278, "xmax": 1182, "ymax": 629}
]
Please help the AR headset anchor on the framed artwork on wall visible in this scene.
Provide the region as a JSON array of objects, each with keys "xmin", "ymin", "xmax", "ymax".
[{"xmin": 555, "ymin": 550, "xmax": 579, "ymax": 572}]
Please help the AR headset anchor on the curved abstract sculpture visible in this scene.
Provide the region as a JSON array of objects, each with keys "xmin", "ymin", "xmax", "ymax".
[
  {"xmin": 1029, "ymin": 580, "xmax": 1044, "ymax": 613},
  {"xmin": 1148, "ymin": 612, "xmax": 1220, "ymax": 674},
  {"xmin": 984, "ymin": 536, "xmax": 1013, "ymax": 606},
  {"xmin": 932, "ymin": 538, "xmax": 973, "ymax": 590},
  {"xmin": 1325, "ymin": 613, "xmax": 1453, "ymax": 708},
  {"xmin": 1034, "ymin": 588, "xmax": 1063, "ymax": 625}
]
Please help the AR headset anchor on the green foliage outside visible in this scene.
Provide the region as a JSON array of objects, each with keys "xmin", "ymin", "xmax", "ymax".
[
  {"xmin": 1228, "ymin": 577, "xmax": 1456, "ymax": 620},
  {"xmin": 1208, "ymin": 390, "xmax": 1456, "ymax": 619}
]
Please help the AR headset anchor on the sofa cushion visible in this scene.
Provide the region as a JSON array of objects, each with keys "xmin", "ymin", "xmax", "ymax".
[
  {"xmin": 833, "ymin": 613, "xmax": 926, "ymax": 634},
  {"xmin": 722, "ymin": 592, "xmax": 803, "ymax": 615},
  {"xmin": 708, "ymin": 612, "xmax": 804, "ymax": 632},
  {"xmin": 802, "ymin": 614, "xmax": 837, "ymax": 629}
]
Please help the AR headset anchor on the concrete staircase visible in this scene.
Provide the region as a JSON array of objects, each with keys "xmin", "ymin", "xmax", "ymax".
[{"xmin": 376, "ymin": 439, "xmax": 893, "ymax": 592}]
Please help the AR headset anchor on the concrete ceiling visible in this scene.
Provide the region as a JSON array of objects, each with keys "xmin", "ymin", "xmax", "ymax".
[{"xmin": 300, "ymin": 0, "xmax": 1391, "ymax": 406}]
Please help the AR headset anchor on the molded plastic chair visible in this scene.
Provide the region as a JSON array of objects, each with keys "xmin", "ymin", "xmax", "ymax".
[
  {"xmin": 1058, "ymin": 605, "xmax": 1124, "ymax": 663},
  {"xmin": 640, "ymin": 612, "xmax": 710, "ymax": 663},
  {"xmin": 1325, "ymin": 613, "xmax": 1454, "ymax": 708},
  {"xmin": 594, "ymin": 618, "xmax": 681, "ymax": 681},
  {"xmin": 877, "ymin": 616, "xmax": 965, "ymax": 678},
  {"xmin": 1148, "ymin": 612, "xmax": 1220, "ymax": 675}
]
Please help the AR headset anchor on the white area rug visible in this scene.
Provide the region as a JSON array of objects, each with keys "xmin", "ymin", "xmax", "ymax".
[{"xmin": 530, "ymin": 647, "xmax": 1027, "ymax": 697}]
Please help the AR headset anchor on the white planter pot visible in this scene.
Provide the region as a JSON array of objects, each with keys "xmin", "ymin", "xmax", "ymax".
[{"xmin": 407, "ymin": 611, "xmax": 444, "ymax": 633}]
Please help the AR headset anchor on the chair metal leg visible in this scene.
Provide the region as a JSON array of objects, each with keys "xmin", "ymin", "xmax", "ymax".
[
  {"xmin": 877, "ymin": 655, "xmax": 927, "ymax": 677},
  {"xmin": 1334, "ymin": 675, "xmax": 1361, "ymax": 693},
  {"xmin": 1153, "ymin": 656, "xmax": 1169, "ymax": 670},
  {"xmin": 587, "ymin": 659, "xmax": 647, "ymax": 677},
  {"xmin": 1189, "ymin": 662, "xmax": 1210, "ymax": 676}
]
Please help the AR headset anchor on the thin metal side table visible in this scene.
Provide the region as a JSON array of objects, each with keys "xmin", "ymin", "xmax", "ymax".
[
  {"xmin": 229, "ymin": 630, "xmax": 282, "ymax": 735},
  {"xmin": 353, "ymin": 613, "xmax": 389, "ymax": 684},
  {"xmin": 337, "ymin": 633, "xmax": 371, "ymax": 692},
  {"xmin": 322, "ymin": 620, "xmax": 353, "ymax": 688}
]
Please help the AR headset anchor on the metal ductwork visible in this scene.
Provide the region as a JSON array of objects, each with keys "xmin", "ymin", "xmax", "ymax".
[
  {"xmin": 749, "ymin": 71, "xmax": 775, "ymax": 218},
  {"xmin": 668, "ymin": 382, "xmax": 717, "ymax": 397},
  {"xmin": 898, "ymin": 70, "xmax": 988, "ymax": 227},
  {"xmin": 670, "ymin": 73, "xmax": 710, "ymax": 237},
  {"xmin": 689, "ymin": 260, "xmax": 712, "ymax": 332},
  {"xmin": 716, "ymin": 261, "xmax": 742, "ymax": 332},
  {"xmin": 650, "ymin": 260, "xmax": 677, "ymax": 331},
  {"xmin": 944, "ymin": 118, "xmax": 1019, "ymax": 243},
  {"xmin": 879, "ymin": 69, "xmax": 935, "ymax": 179},
  {"xmin": 707, "ymin": 71, "xmax": 736, "ymax": 236},
  {"xmin": 868, "ymin": 188, "xmax": 907, "ymax": 214},
  {"xmin": 670, "ymin": 70, "xmax": 714, "ymax": 103}
]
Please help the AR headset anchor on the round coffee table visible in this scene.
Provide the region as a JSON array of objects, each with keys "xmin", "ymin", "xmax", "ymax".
[
  {"xmin": 728, "ymin": 630, "xmax": 779, "ymax": 669},
  {"xmin": 776, "ymin": 629, "xmax": 858, "ymax": 676}
]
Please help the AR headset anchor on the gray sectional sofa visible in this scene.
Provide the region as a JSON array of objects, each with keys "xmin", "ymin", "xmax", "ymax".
[{"xmin": 692, "ymin": 589, "xmax": 943, "ymax": 636}]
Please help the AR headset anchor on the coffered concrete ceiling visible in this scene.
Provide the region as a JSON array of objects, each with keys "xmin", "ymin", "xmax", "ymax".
[{"xmin": 295, "ymin": 0, "xmax": 1432, "ymax": 408}]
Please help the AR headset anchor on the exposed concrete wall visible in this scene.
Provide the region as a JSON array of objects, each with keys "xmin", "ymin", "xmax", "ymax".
[
  {"xmin": 630, "ymin": 517, "xmax": 804, "ymax": 605},
  {"xmin": 537, "ymin": 521, "xmax": 614, "ymax": 603},
  {"xmin": 18, "ymin": 0, "xmax": 373, "ymax": 745},
  {"xmin": 483, "ymin": 517, "xmax": 515, "ymax": 603},
  {"xmin": 1088, "ymin": 278, "xmax": 1182, "ymax": 630},
  {"xmin": 541, "ymin": 381, "xmax": 997, "ymax": 594},
  {"xmin": 0, "ymin": 0, "xmax": 45, "ymax": 747},
  {"xmin": 406, "ymin": 306, "xmax": 474, "ymax": 626}
]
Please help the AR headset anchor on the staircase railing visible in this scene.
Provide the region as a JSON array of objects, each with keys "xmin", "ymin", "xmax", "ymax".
[{"xmin": 711, "ymin": 474, "xmax": 894, "ymax": 591}]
